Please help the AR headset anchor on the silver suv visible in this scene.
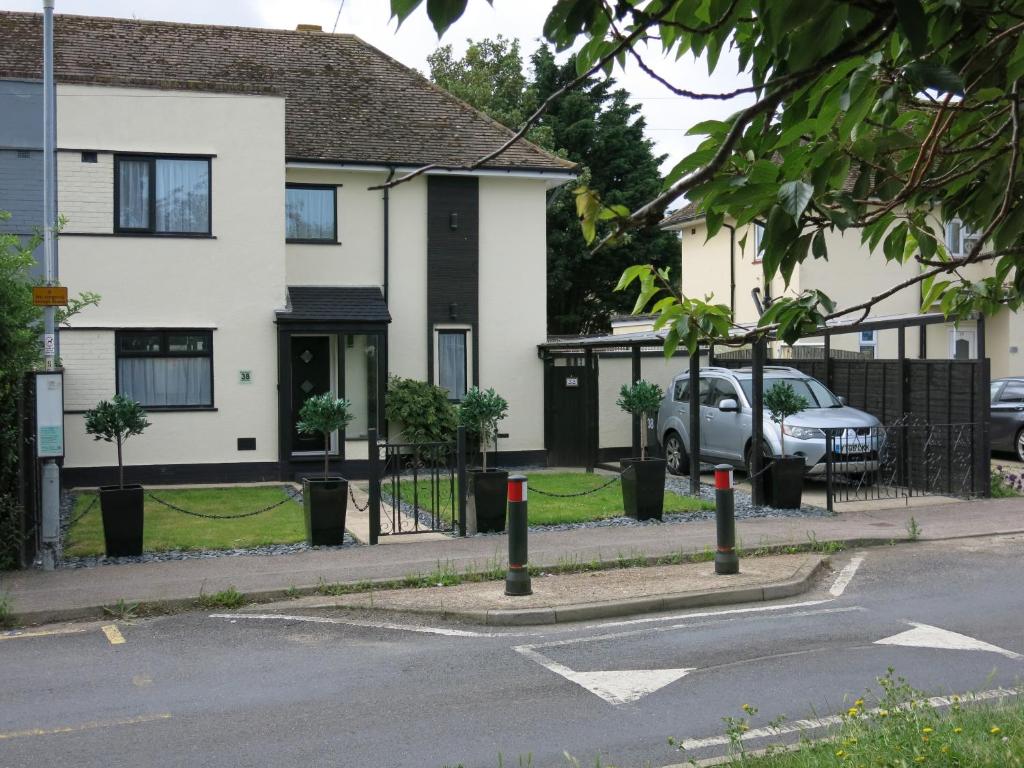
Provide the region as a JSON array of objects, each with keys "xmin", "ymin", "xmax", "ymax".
[{"xmin": 656, "ymin": 366, "xmax": 882, "ymax": 476}]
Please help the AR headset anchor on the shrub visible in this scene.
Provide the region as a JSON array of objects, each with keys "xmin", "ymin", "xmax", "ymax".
[
  {"xmin": 616, "ymin": 380, "xmax": 664, "ymax": 459},
  {"xmin": 764, "ymin": 382, "xmax": 810, "ymax": 456},
  {"xmin": 458, "ymin": 387, "xmax": 509, "ymax": 471},
  {"xmin": 84, "ymin": 395, "xmax": 150, "ymax": 488},
  {"xmin": 385, "ymin": 376, "xmax": 457, "ymax": 444},
  {"xmin": 296, "ymin": 393, "xmax": 354, "ymax": 480}
]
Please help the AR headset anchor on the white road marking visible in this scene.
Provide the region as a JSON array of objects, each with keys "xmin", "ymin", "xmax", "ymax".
[
  {"xmin": 0, "ymin": 713, "xmax": 172, "ymax": 741},
  {"xmin": 210, "ymin": 613, "xmax": 523, "ymax": 638},
  {"xmin": 829, "ymin": 552, "xmax": 865, "ymax": 597},
  {"xmin": 582, "ymin": 599, "xmax": 834, "ymax": 631},
  {"xmin": 515, "ymin": 646, "xmax": 693, "ymax": 705},
  {"xmin": 875, "ymin": 622, "xmax": 1023, "ymax": 659},
  {"xmin": 531, "ymin": 606, "xmax": 865, "ymax": 650},
  {"xmin": 676, "ymin": 686, "xmax": 1022, "ymax": 752},
  {"xmin": 0, "ymin": 626, "xmax": 91, "ymax": 642}
]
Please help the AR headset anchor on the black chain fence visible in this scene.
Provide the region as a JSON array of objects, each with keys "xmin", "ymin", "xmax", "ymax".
[
  {"xmin": 348, "ymin": 483, "xmax": 370, "ymax": 512},
  {"xmin": 66, "ymin": 495, "xmax": 97, "ymax": 529},
  {"xmin": 528, "ymin": 473, "xmax": 622, "ymax": 498},
  {"xmin": 145, "ymin": 488, "xmax": 302, "ymax": 520}
]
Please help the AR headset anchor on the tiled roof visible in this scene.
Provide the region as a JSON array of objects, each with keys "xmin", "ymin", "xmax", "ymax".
[
  {"xmin": 277, "ymin": 286, "xmax": 392, "ymax": 323},
  {"xmin": 0, "ymin": 12, "xmax": 575, "ymax": 172},
  {"xmin": 660, "ymin": 201, "xmax": 701, "ymax": 228}
]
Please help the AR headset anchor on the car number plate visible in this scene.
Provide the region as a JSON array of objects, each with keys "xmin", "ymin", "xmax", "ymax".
[{"xmin": 838, "ymin": 441, "xmax": 868, "ymax": 453}]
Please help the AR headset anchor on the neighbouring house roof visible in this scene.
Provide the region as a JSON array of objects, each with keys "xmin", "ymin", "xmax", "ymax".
[
  {"xmin": 277, "ymin": 286, "xmax": 392, "ymax": 324},
  {"xmin": 0, "ymin": 12, "xmax": 576, "ymax": 173},
  {"xmin": 660, "ymin": 201, "xmax": 701, "ymax": 229}
]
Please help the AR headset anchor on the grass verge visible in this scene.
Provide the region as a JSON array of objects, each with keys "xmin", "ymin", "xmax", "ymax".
[
  {"xmin": 670, "ymin": 669, "xmax": 1023, "ymax": 767},
  {"xmin": 396, "ymin": 471, "xmax": 712, "ymax": 525},
  {"xmin": 65, "ymin": 487, "xmax": 304, "ymax": 557}
]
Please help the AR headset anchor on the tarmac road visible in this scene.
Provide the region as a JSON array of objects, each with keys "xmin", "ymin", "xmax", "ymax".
[{"xmin": 2, "ymin": 535, "xmax": 1023, "ymax": 768}]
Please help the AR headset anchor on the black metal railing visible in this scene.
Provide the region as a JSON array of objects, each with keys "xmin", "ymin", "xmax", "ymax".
[
  {"xmin": 367, "ymin": 426, "xmax": 467, "ymax": 544},
  {"xmin": 825, "ymin": 420, "xmax": 982, "ymax": 509}
]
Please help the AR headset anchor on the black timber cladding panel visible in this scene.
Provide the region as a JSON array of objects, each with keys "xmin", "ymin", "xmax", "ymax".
[{"xmin": 427, "ymin": 176, "xmax": 479, "ymax": 386}]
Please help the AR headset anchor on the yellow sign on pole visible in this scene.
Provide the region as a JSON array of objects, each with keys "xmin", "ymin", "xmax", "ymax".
[{"xmin": 32, "ymin": 286, "xmax": 68, "ymax": 306}]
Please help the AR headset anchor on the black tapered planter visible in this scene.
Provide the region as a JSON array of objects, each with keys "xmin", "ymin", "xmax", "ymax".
[
  {"xmin": 766, "ymin": 456, "xmax": 804, "ymax": 509},
  {"xmin": 99, "ymin": 484, "xmax": 144, "ymax": 557},
  {"xmin": 303, "ymin": 477, "xmax": 348, "ymax": 546},
  {"xmin": 620, "ymin": 457, "xmax": 667, "ymax": 521},
  {"xmin": 468, "ymin": 469, "xmax": 509, "ymax": 533}
]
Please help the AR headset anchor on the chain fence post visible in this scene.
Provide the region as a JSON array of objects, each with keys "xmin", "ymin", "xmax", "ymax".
[
  {"xmin": 714, "ymin": 465, "xmax": 738, "ymax": 575},
  {"xmin": 505, "ymin": 475, "xmax": 532, "ymax": 596},
  {"xmin": 456, "ymin": 425, "xmax": 468, "ymax": 537},
  {"xmin": 368, "ymin": 427, "xmax": 380, "ymax": 545}
]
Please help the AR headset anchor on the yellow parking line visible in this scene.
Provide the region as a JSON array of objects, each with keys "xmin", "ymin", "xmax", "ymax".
[
  {"xmin": 0, "ymin": 713, "xmax": 172, "ymax": 741},
  {"xmin": 0, "ymin": 627, "xmax": 90, "ymax": 641},
  {"xmin": 101, "ymin": 624, "xmax": 125, "ymax": 645}
]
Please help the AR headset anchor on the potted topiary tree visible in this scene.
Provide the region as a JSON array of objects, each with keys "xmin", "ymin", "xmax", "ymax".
[
  {"xmin": 617, "ymin": 380, "xmax": 667, "ymax": 520},
  {"xmin": 458, "ymin": 387, "xmax": 509, "ymax": 533},
  {"xmin": 296, "ymin": 392, "xmax": 354, "ymax": 546},
  {"xmin": 763, "ymin": 381, "xmax": 810, "ymax": 509},
  {"xmin": 84, "ymin": 395, "xmax": 150, "ymax": 557}
]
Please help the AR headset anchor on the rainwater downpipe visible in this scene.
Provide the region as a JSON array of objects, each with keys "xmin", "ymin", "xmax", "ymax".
[
  {"xmin": 382, "ymin": 166, "xmax": 395, "ymax": 305},
  {"xmin": 722, "ymin": 222, "xmax": 737, "ymax": 318}
]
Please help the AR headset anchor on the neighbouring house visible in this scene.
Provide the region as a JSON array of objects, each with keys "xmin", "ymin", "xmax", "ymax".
[
  {"xmin": 660, "ymin": 202, "xmax": 1024, "ymax": 379},
  {"xmin": 0, "ymin": 11, "xmax": 575, "ymax": 485},
  {"xmin": 0, "ymin": 78, "xmax": 44, "ymax": 277}
]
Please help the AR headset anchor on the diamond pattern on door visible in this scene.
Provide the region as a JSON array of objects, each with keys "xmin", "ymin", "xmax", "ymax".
[
  {"xmin": 300, "ymin": 380, "xmax": 314, "ymax": 394},
  {"xmin": 300, "ymin": 349, "xmax": 314, "ymax": 364}
]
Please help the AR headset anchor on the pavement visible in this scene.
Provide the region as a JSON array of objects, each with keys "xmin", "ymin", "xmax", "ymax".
[{"xmin": 2, "ymin": 493, "xmax": 1023, "ymax": 626}]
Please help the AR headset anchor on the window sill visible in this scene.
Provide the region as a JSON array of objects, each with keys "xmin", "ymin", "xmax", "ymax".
[
  {"xmin": 64, "ymin": 232, "xmax": 216, "ymax": 239},
  {"xmin": 286, "ymin": 239, "xmax": 341, "ymax": 246},
  {"xmin": 138, "ymin": 406, "xmax": 218, "ymax": 412}
]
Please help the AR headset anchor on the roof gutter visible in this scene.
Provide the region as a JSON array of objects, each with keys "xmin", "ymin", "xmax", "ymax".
[{"xmin": 286, "ymin": 160, "xmax": 576, "ymax": 188}]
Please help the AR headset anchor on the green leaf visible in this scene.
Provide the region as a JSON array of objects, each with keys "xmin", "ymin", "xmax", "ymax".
[
  {"xmin": 812, "ymin": 230, "xmax": 828, "ymax": 260},
  {"xmin": 904, "ymin": 61, "xmax": 964, "ymax": 94},
  {"xmin": 778, "ymin": 180, "xmax": 814, "ymax": 221},
  {"xmin": 1009, "ymin": 34, "xmax": 1024, "ymax": 83},
  {"xmin": 425, "ymin": 0, "xmax": 470, "ymax": 36},
  {"xmin": 894, "ymin": 0, "xmax": 928, "ymax": 56}
]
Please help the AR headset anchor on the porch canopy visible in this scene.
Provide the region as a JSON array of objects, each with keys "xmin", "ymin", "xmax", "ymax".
[
  {"xmin": 537, "ymin": 310, "xmax": 977, "ymax": 504},
  {"xmin": 276, "ymin": 286, "xmax": 392, "ymax": 324}
]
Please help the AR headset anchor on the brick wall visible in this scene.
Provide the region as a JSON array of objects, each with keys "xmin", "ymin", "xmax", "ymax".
[
  {"xmin": 57, "ymin": 150, "xmax": 113, "ymax": 234},
  {"xmin": 61, "ymin": 330, "xmax": 116, "ymax": 410}
]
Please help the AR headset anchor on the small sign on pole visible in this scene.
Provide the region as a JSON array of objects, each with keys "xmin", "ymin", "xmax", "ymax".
[
  {"xmin": 35, "ymin": 372, "xmax": 64, "ymax": 458},
  {"xmin": 32, "ymin": 286, "xmax": 68, "ymax": 306}
]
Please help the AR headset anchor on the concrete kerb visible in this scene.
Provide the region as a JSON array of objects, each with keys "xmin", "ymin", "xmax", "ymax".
[{"xmin": 10, "ymin": 528, "xmax": 1024, "ymax": 627}]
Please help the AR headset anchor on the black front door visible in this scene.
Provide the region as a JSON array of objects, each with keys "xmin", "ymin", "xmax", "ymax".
[
  {"xmin": 544, "ymin": 363, "xmax": 596, "ymax": 466},
  {"xmin": 291, "ymin": 336, "xmax": 332, "ymax": 452}
]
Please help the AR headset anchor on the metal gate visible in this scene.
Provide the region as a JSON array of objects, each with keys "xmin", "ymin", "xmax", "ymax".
[
  {"xmin": 825, "ymin": 417, "xmax": 984, "ymax": 508},
  {"xmin": 367, "ymin": 427, "xmax": 467, "ymax": 544}
]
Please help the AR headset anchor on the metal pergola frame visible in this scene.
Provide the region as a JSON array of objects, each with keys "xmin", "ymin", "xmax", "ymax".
[{"xmin": 538, "ymin": 311, "xmax": 987, "ymax": 505}]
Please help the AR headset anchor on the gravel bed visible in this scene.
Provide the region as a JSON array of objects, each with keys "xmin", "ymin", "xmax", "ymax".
[{"xmin": 57, "ymin": 487, "xmax": 356, "ymax": 569}]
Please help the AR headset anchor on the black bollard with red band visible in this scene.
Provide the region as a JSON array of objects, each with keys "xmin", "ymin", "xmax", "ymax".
[
  {"xmin": 505, "ymin": 475, "xmax": 532, "ymax": 596},
  {"xmin": 714, "ymin": 464, "xmax": 739, "ymax": 575}
]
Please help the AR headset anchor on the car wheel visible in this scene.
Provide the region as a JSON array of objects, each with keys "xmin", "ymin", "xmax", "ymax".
[
  {"xmin": 744, "ymin": 442, "xmax": 772, "ymax": 478},
  {"xmin": 664, "ymin": 432, "xmax": 689, "ymax": 476},
  {"xmin": 1016, "ymin": 428, "xmax": 1024, "ymax": 464}
]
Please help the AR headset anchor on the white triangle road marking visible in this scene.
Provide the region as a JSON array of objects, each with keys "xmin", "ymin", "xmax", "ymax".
[
  {"xmin": 875, "ymin": 622, "xmax": 1022, "ymax": 660},
  {"xmin": 515, "ymin": 645, "xmax": 693, "ymax": 705}
]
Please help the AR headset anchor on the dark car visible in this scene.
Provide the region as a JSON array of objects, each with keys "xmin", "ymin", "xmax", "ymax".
[{"xmin": 991, "ymin": 377, "xmax": 1024, "ymax": 462}]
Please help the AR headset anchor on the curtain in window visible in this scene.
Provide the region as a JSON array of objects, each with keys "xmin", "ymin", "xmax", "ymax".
[
  {"xmin": 438, "ymin": 333, "xmax": 467, "ymax": 399},
  {"xmin": 286, "ymin": 188, "xmax": 334, "ymax": 240},
  {"xmin": 155, "ymin": 159, "xmax": 209, "ymax": 233},
  {"xmin": 118, "ymin": 357, "xmax": 212, "ymax": 406},
  {"xmin": 118, "ymin": 159, "xmax": 150, "ymax": 229}
]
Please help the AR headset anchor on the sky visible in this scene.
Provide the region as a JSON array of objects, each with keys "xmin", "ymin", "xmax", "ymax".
[{"xmin": 6, "ymin": 0, "xmax": 751, "ymax": 191}]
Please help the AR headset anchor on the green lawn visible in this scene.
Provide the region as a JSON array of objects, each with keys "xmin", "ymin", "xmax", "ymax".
[
  {"xmin": 65, "ymin": 486, "xmax": 305, "ymax": 557},
  {"xmin": 396, "ymin": 471, "xmax": 712, "ymax": 526}
]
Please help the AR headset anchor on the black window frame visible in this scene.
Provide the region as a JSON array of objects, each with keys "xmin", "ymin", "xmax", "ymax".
[
  {"xmin": 285, "ymin": 183, "xmax": 339, "ymax": 244},
  {"xmin": 115, "ymin": 329, "xmax": 215, "ymax": 410},
  {"xmin": 437, "ymin": 329, "xmax": 469, "ymax": 402},
  {"xmin": 113, "ymin": 153, "xmax": 213, "ymax": 237}
]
